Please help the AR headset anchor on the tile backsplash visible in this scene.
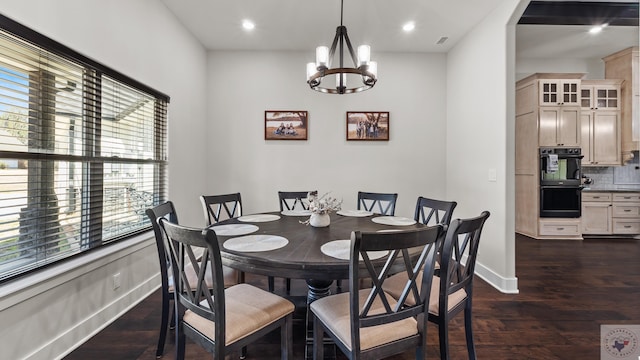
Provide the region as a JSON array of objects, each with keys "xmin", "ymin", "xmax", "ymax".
[{"xmin": 582, "ymin": 151, "xmax": 640, "ymax": 187}]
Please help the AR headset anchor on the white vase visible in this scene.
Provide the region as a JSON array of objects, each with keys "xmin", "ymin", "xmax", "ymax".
[{"xmin": 309, "ymin": 213, "xmax": 330, "ymax": 227}]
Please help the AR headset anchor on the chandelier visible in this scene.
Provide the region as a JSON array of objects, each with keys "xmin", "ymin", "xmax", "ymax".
[{"xmin": 306, "ymin": 0, "xmax": 377, "ymax": 94}]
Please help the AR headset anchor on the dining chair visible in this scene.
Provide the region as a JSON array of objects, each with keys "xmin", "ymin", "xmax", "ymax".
[
  {"xmin": 336, "ymin": 191, "xmax": 399, "ymax": 292},
  {"xmin": 158, "ymin": 219, "xmax": 295, "ymax": 360},
  {"xmin": 414, "ymin": 196, "xmax": 457, "ymax": 272},
  {"xmin": 310, "ymin": 225, "xmax": 444, "ymax": 360},
  {"xmin": 276, "ymin": 190, "xmax": 315, "ymax": 294},
  {"xmin": 278, "ymin": 190, "xmax": 312, "ymax": 211},
  {"xmin": 146, "ymin": 202, "xmax": 179, "ymax": 359},
  {"xmin": 357, "ymin": 191, "xmax": 398, "ymax": 215},
  {"xmin": 383, "ymin": 211, "xmax": 490, "ymax": 360},
  {"xmin": 147, "ymin": 201, "xmax": 240, "ymax": 358},
  {"xmin": 199, "ymin": 193, "xmax": 244, "ymax": 284}
]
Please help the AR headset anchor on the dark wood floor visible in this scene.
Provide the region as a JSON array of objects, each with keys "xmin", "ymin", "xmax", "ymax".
[{"xmin": 64, "ymin": 234, "xmax": 640, "ymax": 359}]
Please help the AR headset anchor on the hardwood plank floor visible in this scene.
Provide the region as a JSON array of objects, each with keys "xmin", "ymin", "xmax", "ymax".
[{"xmin": 64, "ymin": 235, "xmax": 640, "ymax": 359}]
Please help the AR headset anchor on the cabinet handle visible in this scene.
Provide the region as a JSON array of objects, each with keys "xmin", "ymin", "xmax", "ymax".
[
  {"xmin": 593, "ymin": 196, "xmax": 600, "ymax": 199},
  {"xmin": 623, "ymin": 209, "xmax": 632, "ymax": 212},
  {"xmin": 557, "ymin": 227, "xmax": 565, "ymax": 230},
  {"xmin": 624, "ymin": 225, "xmax": 632, "ymax": 228},
  {"xmin": 623, "ymin": 197, "xmax": 631, "ymax": 199}
]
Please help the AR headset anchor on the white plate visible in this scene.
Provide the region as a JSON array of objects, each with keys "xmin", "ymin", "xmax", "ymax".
[
  {"xmin": 320, "ymin": 240, "xmax": 389, "ymax": 261},
  {"xmin": 336, "ymin": 209, "xmax": 373, "ymax": 217},
  {"xmin": 223, "ymin": 234, "xmax": 289, "ymax": 252},
  {"xmin": 281, "ymin": 209, "xmax": 312, "ymax": 217},
  {"xmin": 238, "ymin": 214, "xmax": 281, "ymax": 222},
  {"xmin": 371, "ymin": 216, "xmax": 417, "ymax": 226},
  {"xmin": 210, "ymin": 224, "xmax": 259, "ymax": 236}
]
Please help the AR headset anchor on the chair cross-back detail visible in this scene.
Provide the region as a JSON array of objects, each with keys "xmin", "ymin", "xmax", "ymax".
[
  {"xmin": 278, "ymin": 191, "xmax": 312, "ymax": 211},
  {"xmin": 275, "ymin": 191, "xmax": 315, "ymax": 293},
  {"xmin": 311, "ymin": 225, "xmax": 444, "ymax": 360},
  {"xmin": 200, "ymin": 193, "xmax": 243, "ymax": 224},
  {"xmin": 145, "ymin": 201, "xmax": 179, "ymax": 359},
  {"xmin": 414, "ymin": 196, "xmax": 457, "ymax": 227},
  {"xmin": 158, "ymin": 219, "xmax": 295, "ymax": 360},
  {"xmin": 357, "ymin": 191, "xmax": 398, "ymax": 215},
  {"xmin": 431, "ymin": 211, "xmax": 490, "ymax": 360}
]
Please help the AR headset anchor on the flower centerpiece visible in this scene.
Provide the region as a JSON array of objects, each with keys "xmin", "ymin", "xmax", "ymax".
[{"xmin": 301, "ymin": 191, "xmax": 342, "ymax": 227}]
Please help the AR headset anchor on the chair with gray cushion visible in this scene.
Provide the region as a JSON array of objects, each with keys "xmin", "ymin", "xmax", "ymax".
[
  {"xmin": 311, "ymin": 225, "xmax": 444, "ymax": 360},
  {"xmin": 158, "ymin": 219, "xmax": 295, "ymax": 360},
  {"xmin": 383, "ymin": 211, "xmax": 490, "ymax": 360},
  {"xmin": 357, "ymin": 191, "xmax": 398, "ymax": 215}
]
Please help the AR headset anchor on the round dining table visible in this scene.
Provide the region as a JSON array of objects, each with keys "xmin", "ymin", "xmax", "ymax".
[{"xmin": 212, "ymin": 210, "xmax": 426, "ymax": 301}]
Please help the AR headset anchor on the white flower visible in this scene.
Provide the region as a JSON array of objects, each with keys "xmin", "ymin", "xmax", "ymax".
[{"xmin": 307, "ymin": 191, "xmax": 342, "ymax": 215}]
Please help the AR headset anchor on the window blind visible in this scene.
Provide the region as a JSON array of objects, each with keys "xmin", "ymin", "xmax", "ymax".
[{"xmin": 0, "ymin": 17, "xmax": 168, "ymax": 282}]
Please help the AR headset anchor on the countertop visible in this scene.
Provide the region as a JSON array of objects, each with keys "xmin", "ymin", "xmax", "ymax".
[{"xmin": 583, "ymin": 187, "xmax": 640, "ymax": 193}]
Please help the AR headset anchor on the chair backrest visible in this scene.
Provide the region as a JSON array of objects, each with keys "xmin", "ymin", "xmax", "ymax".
[
  {"xmin": 158, "ymin": 219, "xmax": 226, "ymax": 353},
  {"xmin": 356, "ymin": 191, "xmax": 398, "ymax": 215},
  {"xmin": 439, "ymin": 211, "xmax": 490, "ymax": 309},
  {"xmin": 349, "ymin": 225, "xmax": 444, "ymax": 354},
  {"xmin": 199, "ymin": 193, "xmax": 242, "ymax": 226},
  {"xmin": 145, "ymin": 201, "xmax": 179, "ymax": 293},
  {"xmin": 414, "ymin": 196, "xmax": 457, "ymax": 227},
  {"xmin": 278, "ymin": 191, "xmax": 313, "ymax": 211}
]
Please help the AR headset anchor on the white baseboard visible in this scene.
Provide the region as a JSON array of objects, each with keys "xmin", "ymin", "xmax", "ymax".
[{"xmin": 474, "ymin": 260, "xmax": 519, "ymax": 294}]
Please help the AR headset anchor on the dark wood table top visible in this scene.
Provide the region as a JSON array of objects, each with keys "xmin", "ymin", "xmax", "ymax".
[{"xmin": 213, "ymin": 211, "xmax": 426, "ymax": 281}]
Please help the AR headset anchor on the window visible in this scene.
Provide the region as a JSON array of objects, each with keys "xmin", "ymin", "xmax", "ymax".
[{"xmin": 0, "ymin": 16, "xmax": 168, "ymax": 282}]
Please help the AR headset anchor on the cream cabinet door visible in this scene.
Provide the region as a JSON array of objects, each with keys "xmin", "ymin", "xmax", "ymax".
[
  {"xmin": 581, "ymin": 202, "xmax": 612, "ymax": 234},
  {"xmin": 540, "ymin": 107, "xmax": 580, "ymax": 147},
  {"xmin": 591, "ymin": 111, "xmax": 620, "ymax": 165}
]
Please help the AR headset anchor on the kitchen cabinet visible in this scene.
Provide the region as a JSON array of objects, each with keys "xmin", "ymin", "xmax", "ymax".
[
  {"xmin": 582, "ymin": 192, "xmax": 612, "ymax": 234},
  {"xmin": 580, "ymin": 80, "xmax": 622, "ymax": 166},
  {"xmin": 604, "ymin": 47, "xmax": 639, "ymax": 163},
  {"xmin": 539, "ymin": 106, "xmax": 580, "ymax": 147},
  {"xmin": 538, "ymin": 79, "xmax": 581, "ymax": 106},
  {"xmin": 581, "ymin": 191, "xmax": 640, "ymax": 235}
]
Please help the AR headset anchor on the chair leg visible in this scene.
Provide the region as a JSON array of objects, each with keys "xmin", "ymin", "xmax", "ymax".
[
  {"xmin": 268, "ymin": 276, "xmax": 275, "ymax": 292},
  {"xmin": 464, "ymin": 305, "xmax": 477, "ymax": 360},
  {"xmin": 176, "ymin": 324, "xmax": 186, "ymax": 360},
  {"xmin": 156, "ymin": 291, "xmax": 170, "ymax": 358},
  {"xmin": 335, "ymin": 279, "xmax": 342, "ymax": 293},
  {"xmin": 240, "ymin": 346, "xmax": 247, "ymax": 359},
  {"xmin": 313, "ymin": 314, "xmax": 324, "ymax": 360},
  {"xmin": 285, "ymin": 278, "xmax": 291, "ymax": 294},
  {"xmin": 438, "ymin": 318, "xmax": 450, "ymax": 360},
  {"xmin": 281, "ymin": 315, "xmax": 293, "ymax": 360}
]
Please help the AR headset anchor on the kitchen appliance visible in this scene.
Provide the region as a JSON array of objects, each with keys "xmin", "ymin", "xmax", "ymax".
[{"xmin": 539, "ymin": 147, "xmax": 584, "ymax": 218}]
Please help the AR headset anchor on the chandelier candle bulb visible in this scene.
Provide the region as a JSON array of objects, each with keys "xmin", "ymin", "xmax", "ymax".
[
  {"xmin": 306, "ymin": 62, "xmax": 317, "ymax": 81},
  {"xmin": 316, "ymin": 46, "xmax": 329, "ymax": 68},
  {"xmin": 357, "ymin": 45, "xmax": 370, "ymax": 66}
]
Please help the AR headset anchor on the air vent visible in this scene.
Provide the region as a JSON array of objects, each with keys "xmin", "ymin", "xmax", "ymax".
[{"xmin": 436, "ymin": 37, "xmax": 448, "ymax": 45}]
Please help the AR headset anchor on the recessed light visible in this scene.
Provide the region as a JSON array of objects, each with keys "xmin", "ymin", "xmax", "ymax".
[
  {"xmin": 589, "ymin": 23, "xmax": 608, "ymax": 34},
  {"xmin": 242, "ymin": 20, "xmax": 255, "ymax": 31},
  {"xmin": 402, "ymin": 22, "xmax": 415, "ymax": 32}
]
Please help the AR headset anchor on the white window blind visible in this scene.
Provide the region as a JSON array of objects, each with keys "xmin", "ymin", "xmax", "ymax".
[{"xmin": 0, "ymin": 17, "xmax": 168, "ymax": 282}]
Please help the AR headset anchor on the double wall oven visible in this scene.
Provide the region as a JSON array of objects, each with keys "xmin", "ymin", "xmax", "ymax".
[{"xmin": 539, "ymin": 147, "xmax": 584, "ymax": 218}]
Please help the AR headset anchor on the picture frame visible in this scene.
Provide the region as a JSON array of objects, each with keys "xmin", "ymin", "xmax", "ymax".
[
  {"xmin": 346, "ymin": 111, "xmax": 389, "ymax": 141},
  {"xmin": 265, "ymin": 111, "xmax": 308, "ymax": 140}
]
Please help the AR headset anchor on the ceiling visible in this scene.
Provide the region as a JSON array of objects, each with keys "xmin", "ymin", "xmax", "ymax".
[{"xmin": 160, "ymin": 0, "xmax": 639, "ymax": 60}]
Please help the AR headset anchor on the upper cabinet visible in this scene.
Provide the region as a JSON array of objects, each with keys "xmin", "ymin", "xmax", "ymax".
[
  {"xmin": 604, "ymin": 47, "xmax": 639, "ymax": 164},
  {"xmin": 539, "ymin": 79, "xmax": 581, "ymax": 106},
  {"xmin": 580, "ymin": 80, "xmax": 622, "ymax": 166},
  {"xmin": 580, "ymin": 81, "xmax": 620, "ymax": 110}
]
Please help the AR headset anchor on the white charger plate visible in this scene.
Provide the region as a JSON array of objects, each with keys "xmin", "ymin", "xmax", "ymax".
[
  {"xmin": 371, "ymin": 216, "xmax": 416, "ymax": 226},
  {"xmin": 320, "ymin": 240, "xmax": 388, "ymax": 261},
  {"xmin": 281, "ymin": 209, "xmax": 312, "ymax": 216},
  {"xmin": 336, "ymin": 209, "xmax": 373, "ymax": 217},
  {"xmin": 210, "ymin": 224, "xmax": 259, "ymax": 236},
  {"xmin": 223, "ymin": 234, "xmax": 288, "ymax": 252},
  {"xmin": 238, "ymin": 214, "xmax": 281, "ymax": 222}
]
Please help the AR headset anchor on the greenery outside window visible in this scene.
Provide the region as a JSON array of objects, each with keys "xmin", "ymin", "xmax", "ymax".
[{"xmin": 0, "ymin": 16, "xmax": 169, "ymax": 282}]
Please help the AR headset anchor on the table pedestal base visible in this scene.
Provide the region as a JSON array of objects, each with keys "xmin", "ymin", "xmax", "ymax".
[{"xmin": 305, "ymin": 279, "xmax": 336, "ymax": 360}]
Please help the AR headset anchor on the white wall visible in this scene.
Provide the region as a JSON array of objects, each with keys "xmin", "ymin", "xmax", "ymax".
[
  {"xmin": 445, "ymin": 0, "xmax": 527, "ymax": 293},
  {"xmin": 0, "ymin": 1, "xmax": 208, "ymax": 359},
  {"xmin": 206, "ymin": 51, "xmax": 450, "ymax": 216}
]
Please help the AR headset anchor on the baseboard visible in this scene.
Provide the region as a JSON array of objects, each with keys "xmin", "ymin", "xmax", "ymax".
[
  {"xmin": 30, "ymin": 275, "xmax": 160, "ymax": 360},
  {"xmin": 474, "ymin": 260, "xmax": 519, "ymax": 294}
]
